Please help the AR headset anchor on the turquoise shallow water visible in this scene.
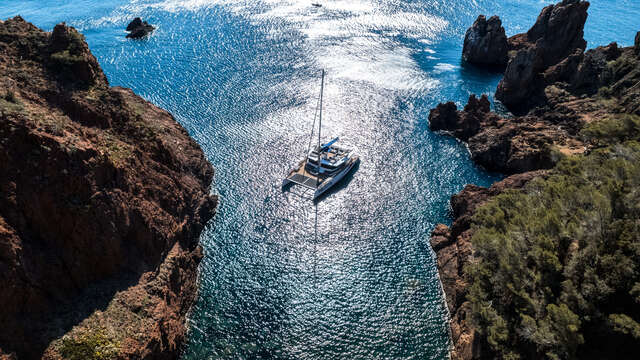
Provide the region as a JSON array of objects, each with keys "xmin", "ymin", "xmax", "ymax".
[{"xmin": 2, "ymin": 0, "xmax": 639, "ymax": 359}]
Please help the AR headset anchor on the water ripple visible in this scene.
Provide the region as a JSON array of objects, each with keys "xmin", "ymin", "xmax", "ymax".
[{"xmin": 4, "ymin": 0, "xmax": 640, "ymax": 359}]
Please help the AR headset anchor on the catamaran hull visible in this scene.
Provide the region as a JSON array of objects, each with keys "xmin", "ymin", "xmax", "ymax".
[
  {"xmin": 282, "ymin": 156, "xmax": 359, "ymax": 199},
  {"xmin": 282, "ymin": 70, "xmax": 360, "ymax": 200},
  {"xmin": 313, "ymin": 156, "xmax": 359, "ymax": 199}
]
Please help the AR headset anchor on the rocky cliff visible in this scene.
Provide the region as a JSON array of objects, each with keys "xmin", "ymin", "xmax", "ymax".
[
  {"xmin": 431, "ymin": 1, "xmax": 640, "ymax": 359},
  {"xmin": 497, "ymin": 0, "xmax": 589, "ymax": 114},
  {"xmin": 463, "ymin": 0, "xmax": 588, "ymax": 75},
  {"xmin": 0, "ymin": 17, "xmax": 217, "ymax": 359},
  {"xmin": 432, "ymin": 171, "xmax": 547, "ymax": 359},
  {"xmin": 435, "ymin": 2, "xmax": 639, "ymax": 175}
]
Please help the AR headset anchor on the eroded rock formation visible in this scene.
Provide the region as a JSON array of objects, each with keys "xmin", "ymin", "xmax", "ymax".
[
  {"xmin": 429, "ymin": 94, "xmax": 490, "ymax": 141},
  {"xmin": 429, "ymin": 94, "xmax": 577, "ymax": 174},
  {"xmin": 496, "ymin": 0, "xmax": 590, "ymax": 113},
  {"xmin": 462, "ymin": 15, "xmax": 509, "ymax": 68},
  {"xmin": 439, "ymin": 1, "xmax": 640, "ymax": 175},
  {"xmin": 460, "ymin": 1, "xmax": 591, "ymax": 112},
  {"xmin": 0, "ymin": 17, "xmax": 216, "ymax": 359}
]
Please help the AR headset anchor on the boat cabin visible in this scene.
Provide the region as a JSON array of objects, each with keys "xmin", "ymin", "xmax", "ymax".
[{"xmin": 305, "ymin": 138, "xmax": 352, "ymax": 175}]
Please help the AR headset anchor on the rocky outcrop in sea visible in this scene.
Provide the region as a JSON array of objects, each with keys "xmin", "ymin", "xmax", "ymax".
[
  {"xmin": 434, "ymin": 0, "xmax": 640, "ymax": 175},
  {"xmin": 430, "ymin": 0, "xmax": 640, "ymax": 358},
  {"xmin": 0, "ymin": 17, "xmax": 216, "ymax": 359},
  {"xmin": 462, "ymin": 15, "xmax": 509, "ymax": 68},
  {"xmin": 126, "ymin": 17, "xmax": 155, "ymax": 39},
  {"xmin": 497, "ymin": 0, "xmax": 590, "ymax": 113},
  {"xmin": 463, "ymin": 0, "xmax": 591, "ymax": 113},
  {"xmin": 429, "ymin": 93, "xmax": 580, "ymax": 174}
]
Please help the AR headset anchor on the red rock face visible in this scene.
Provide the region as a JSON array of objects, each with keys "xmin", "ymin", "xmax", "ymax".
[
  {"xmin": 497, "ymin": 0, "xmax": 590, "ymax": 114},
  {"xmin": 462, "ymin": 15, "xmax": 509, "ymax": 68},
  {"xmin": 428, "ymin": 95, "xmax": 491, "ymax": 142},
  {"xmin": 0, "ymin": 17, "xmax": 217, "ymax": 359},
  {"xmin": 459, "ymin": 0, "xmax": 592, "ymax": 114},
  {"xmin": 524, "ymin": 0, "xmax": 589, "ymax": 66},
  {"xmin": 431, "ymin": 19, "xmax": 639, "ymax": 175},
  {"xmin": 429, "ymin": 95, "xmax": 564, "ymax": 174}
]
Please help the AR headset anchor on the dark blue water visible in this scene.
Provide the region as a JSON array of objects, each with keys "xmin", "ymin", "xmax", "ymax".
[{"xmin": 3, "ymin": 1, "xmax": 639, "ymax": 358}]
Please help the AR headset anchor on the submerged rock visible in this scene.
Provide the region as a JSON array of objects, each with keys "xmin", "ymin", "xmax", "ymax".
[
  {"xmin": 126, "ymin": 17, "xmax": 155, "ymax": 38},
  {"xmin": 462, "ymin": 15, "xmax": 509, "ymax": 68}
]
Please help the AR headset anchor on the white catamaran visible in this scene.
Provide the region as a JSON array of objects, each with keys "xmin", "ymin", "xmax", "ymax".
[{"xmin": 282, "ymin": 70, "xmax": 360, "ymax": 200}]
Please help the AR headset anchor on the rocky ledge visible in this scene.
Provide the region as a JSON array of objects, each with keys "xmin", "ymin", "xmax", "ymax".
[
  {"xmin": 431, "ymin": 0, "xmax": 640, "ymax": 359},
  {"xmin": 429, "ymin": 94, "xmax": 579, "ymax": 174},
  {"xmin": 0, "ymin": 17, "xmax": 216, "ymax": 359}
]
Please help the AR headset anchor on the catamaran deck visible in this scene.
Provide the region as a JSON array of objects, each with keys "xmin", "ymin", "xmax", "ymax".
[{"xmin": 286, "ymin": 160, "xmax": 327, "ymax": 188}]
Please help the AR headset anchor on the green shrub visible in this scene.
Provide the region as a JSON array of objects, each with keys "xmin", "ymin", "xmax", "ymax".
[
  {"xmin": 50, "ymin": 50, "xmax": 84, "ymax": 66},
  {"xmin": 67, "ymin": 30, "xmax": 86, "ymax": 54},
  {"xmin": 4, "ymin": 90, "xmax": 16, "ymax": 102},
  {"xmin": 49, "ymin": 29, "xmax": 87, "ymax": 73},
  {"xmin": 466, "ymin": 142, "xmax": 640, "ymax": 359},
  {"xmin": 597, "ymin": 86, "xmax": 612, "ymax": 98},
  {"xmin": 581, "ymin": 114, "xmax": 640, "ymax": 146},
  {"xmin": 58, "ymin": 330, "xmax": 119, "ymax": 360},
  {"xmin": 0, "ymin": 97, "xmax": 24, "ymax": 115}
]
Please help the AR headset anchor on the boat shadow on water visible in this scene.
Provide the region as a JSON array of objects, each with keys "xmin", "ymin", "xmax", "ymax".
[{"xmin": 312, "ymin": 159, "xmax": 360, "ymax": 203}]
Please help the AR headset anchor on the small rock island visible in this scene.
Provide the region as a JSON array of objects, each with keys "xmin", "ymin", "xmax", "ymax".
[
  {"xmin": 126, "ymin": 17, "xmax": 155, "ymax": 39},
  {"xmin": 462, "ymin": 15, "xmax": 509, "ymax": 67}
]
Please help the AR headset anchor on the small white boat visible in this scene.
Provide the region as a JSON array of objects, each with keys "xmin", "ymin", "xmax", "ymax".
[{"xmin": 282, "ymin": 70, "xmax": 360, "ymax": 200}]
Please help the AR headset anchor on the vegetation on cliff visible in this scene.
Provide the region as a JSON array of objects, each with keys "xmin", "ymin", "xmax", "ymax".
[
  {"xmin": 430, "ymin": 1, "xmax": 640, "ymax": 358},
  {"xmin": 466, "ymin": 116, "xmax": 640, "ymax": 359}
]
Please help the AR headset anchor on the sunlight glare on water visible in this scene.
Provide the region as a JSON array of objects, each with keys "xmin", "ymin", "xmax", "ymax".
[{"xmin": 2, "ymin": 0, "xmax": 639, "ymax": 358}]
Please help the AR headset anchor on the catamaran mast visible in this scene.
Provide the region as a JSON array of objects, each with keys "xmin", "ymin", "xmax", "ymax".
[
  {"xmin": 318, "ymin": 69, "xmax": 324, "ymax": 155},
  {"xmin": 316, "ymin": 69, "xmax": 324, "ymax": 188}
]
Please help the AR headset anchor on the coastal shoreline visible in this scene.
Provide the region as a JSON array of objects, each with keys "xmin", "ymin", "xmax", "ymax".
[
  {"xmin": 429, "ymin": 0, "xmax": 640, "ymax": 358},
  {"xmin": 0, "ymin": 17, "xmax": 217, "ymax": 359}
]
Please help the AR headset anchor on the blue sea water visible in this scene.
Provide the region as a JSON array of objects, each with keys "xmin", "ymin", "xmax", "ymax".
[{"xmin": 2, "ymin": 0, "xmax": 638, "ymax": 359}]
